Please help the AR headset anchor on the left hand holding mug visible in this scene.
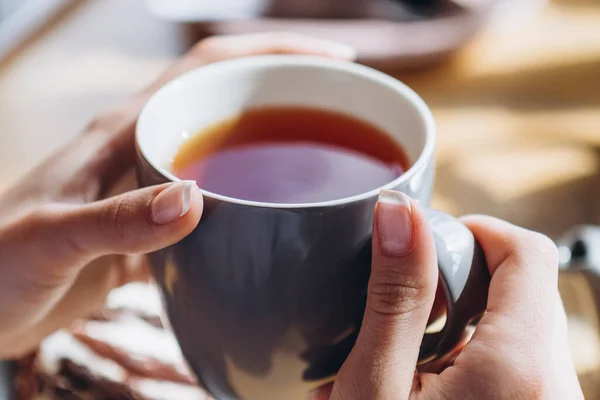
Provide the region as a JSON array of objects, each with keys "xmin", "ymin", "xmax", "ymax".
[
  {"xmin": 0, "ymin": 33, "xmax": 356, "ymax": 359},
  {"xmin": 313, "ymin": 200, "xmax": 583, "ymax": 400}
]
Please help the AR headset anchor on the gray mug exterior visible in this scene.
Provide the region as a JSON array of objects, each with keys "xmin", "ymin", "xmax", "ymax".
[
  {"xmin": 137, "ymin": 145, "xmax": 488, "ymax": 400},
  {"xmin": 135, "ymin": 55, "xmax": 488, "ymax": 400}
]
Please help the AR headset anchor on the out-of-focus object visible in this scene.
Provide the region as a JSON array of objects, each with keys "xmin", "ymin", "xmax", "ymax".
[
  {"xmin": 0, "ymin": 360, "xmax": 13, "ymax": 400},
  {"xmin": 7, "ymin": 283, "xmax": 212, "ymax": 400},
  {"xmin": 146, "ymin": 0, "xmax": 546, "ymax": 69},
  {"xmin": 557, "ymin": 225, "xmax": 600, "ymax": 398},
  {"xmin": 558, "ymin": 225, "xmax": 600, "ymax": 273},
  {"xmin": 0, "ymin": 0, "xmax": 73, "ymax": 62}
]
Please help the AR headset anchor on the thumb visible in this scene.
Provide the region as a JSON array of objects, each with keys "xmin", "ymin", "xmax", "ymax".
[
  {"xmin": 4, "ymin": 181, "xmax": 202, "ymax": 272},
  {"xmin": 61, "ymin": 181, "xmax": 203, "ymax": 259},
  {"xmin": 0, "ymin": 180, "xmax": 202, "ymax": 332},
  {"xmin": 331, "ymin": 190, "xmax": 438, "ymax": 400}
]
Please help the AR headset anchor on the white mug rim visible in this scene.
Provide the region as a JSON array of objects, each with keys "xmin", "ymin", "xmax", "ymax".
[{"xmin": 135, "ymin": 55, "xmax": 436, "ymax": 209}]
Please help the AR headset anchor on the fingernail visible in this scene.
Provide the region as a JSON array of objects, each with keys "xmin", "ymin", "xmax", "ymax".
[
  {"xmin": 376, "ymin": 189, "xmax": 414, "ymax": 257},
  {"xmin": 150, "ymin": 181, "xmax": 196, "ymax": 225}
]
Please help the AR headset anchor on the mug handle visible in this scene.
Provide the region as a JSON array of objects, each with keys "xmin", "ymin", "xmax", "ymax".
[{"xmin": 417, "ymin": 208, "xmax": 490, "ymax": 363}]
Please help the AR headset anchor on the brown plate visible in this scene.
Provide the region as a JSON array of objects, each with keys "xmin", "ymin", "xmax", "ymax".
[{"xmin": 151, "ymin": 0, "xmax": 505, "ymax": 69}]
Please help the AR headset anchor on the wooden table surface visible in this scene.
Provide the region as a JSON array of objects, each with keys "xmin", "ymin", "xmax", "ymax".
[{"xmin": 1, "ymin": 0, "xmax": 600, "ymax": 397}]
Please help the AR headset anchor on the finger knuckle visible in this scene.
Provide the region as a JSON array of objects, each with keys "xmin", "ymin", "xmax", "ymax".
[
  {"xmin": 193, "ymin": 36, "xmax": 218, "ymax": 53},
  {"xmin": 507, "ymin": 365, "xmax": 549, "ymax": 400},
  {"xmin": 23, "ymin": 205, "xmax": 54, "ymax": 225},
  {"xmin": 502, "ymin": 228, "xmax": 556, "ymax": 266},
  {"xmin": 270, "ymin": 31, "xmax": 303, "ymax": 43},
  {"xmin": 529, "ymin": 232, "xmax": 559, "ymax": 266},
  {"xmin": 368, "ymin": 272, "xmax": 428, "ymax": 316},
  {"xmin": 85, "ymin": 110, "xmax": 117, "ymax": 134},
  {"xmin": 22, "ymin": 205, "xmax": 67, "ymax": 235},
  {"xmin": 22, "ymin": 205, "xmax": 88, "ymax": 258},
  {"xmin": 511, "ymin": 231, "xmax": 558, "ymax": 270},
  {"xmin": 97, "ymin": 198, "xmax": 129, "ymax": 242},
  {"xmin": 85, "ymin": 105, "xmax": 134, "ymax": 138},
  {"xmin": 193, "ymin": 34, "xmax": 236, "ymax": 55},
  {"xmin": 522, "ymin": 373, "xmax": 548, "ymax": 400},
  {"xmin": 465, "ymin": 342, "xmax": 551, "ymax": 399},
  {"xmin": 270, "ymin": 32, "xmax": 311, "ymax": 53},
  {"xmin": 85, "ymin": 113, "xmax": 108, "ymax": 133}
]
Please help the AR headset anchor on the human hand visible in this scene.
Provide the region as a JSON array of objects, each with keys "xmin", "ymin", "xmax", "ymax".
[
  {"xmin": 313, "ymin": 191, "xmax": 583, "ymax": 400},
  {"xmin": 0, "ymin": 33, "xmax": 356, "ymax": 359}
]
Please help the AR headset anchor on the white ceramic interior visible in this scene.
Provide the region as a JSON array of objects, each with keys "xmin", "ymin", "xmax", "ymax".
[{"xmin": 136, "ymin": 55, "xmax": 436, "ymax": 207}]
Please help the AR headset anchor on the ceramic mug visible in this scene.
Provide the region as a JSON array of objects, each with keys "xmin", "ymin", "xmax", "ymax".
[{"xmin": 135, "ymin": 56, "xmax": 490, "ymax": 400}]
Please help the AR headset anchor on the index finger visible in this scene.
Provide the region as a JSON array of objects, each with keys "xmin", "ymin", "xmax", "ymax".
[
  {"xmin": 149, "ymin": 32, "xmax": 357, "ymax": 92},
  {"xmin": 460, "ymin": 215, "xmax": 559, "ymax": 342}
]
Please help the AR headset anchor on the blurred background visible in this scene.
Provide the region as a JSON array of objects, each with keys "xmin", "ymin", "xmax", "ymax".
[{"xmin": 0, "ymin": 0, "xmax": 599, "ymax": 398}]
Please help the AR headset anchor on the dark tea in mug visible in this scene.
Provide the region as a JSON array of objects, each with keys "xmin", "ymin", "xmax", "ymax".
[{"xmin": 171, "ymin": 106, "xmax": 409, "ymax": 203}]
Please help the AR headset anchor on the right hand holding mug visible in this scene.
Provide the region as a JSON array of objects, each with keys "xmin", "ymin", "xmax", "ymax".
[{"xmin": 314, "ymin": 191, "xmax": 583, "ymax": 400}]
